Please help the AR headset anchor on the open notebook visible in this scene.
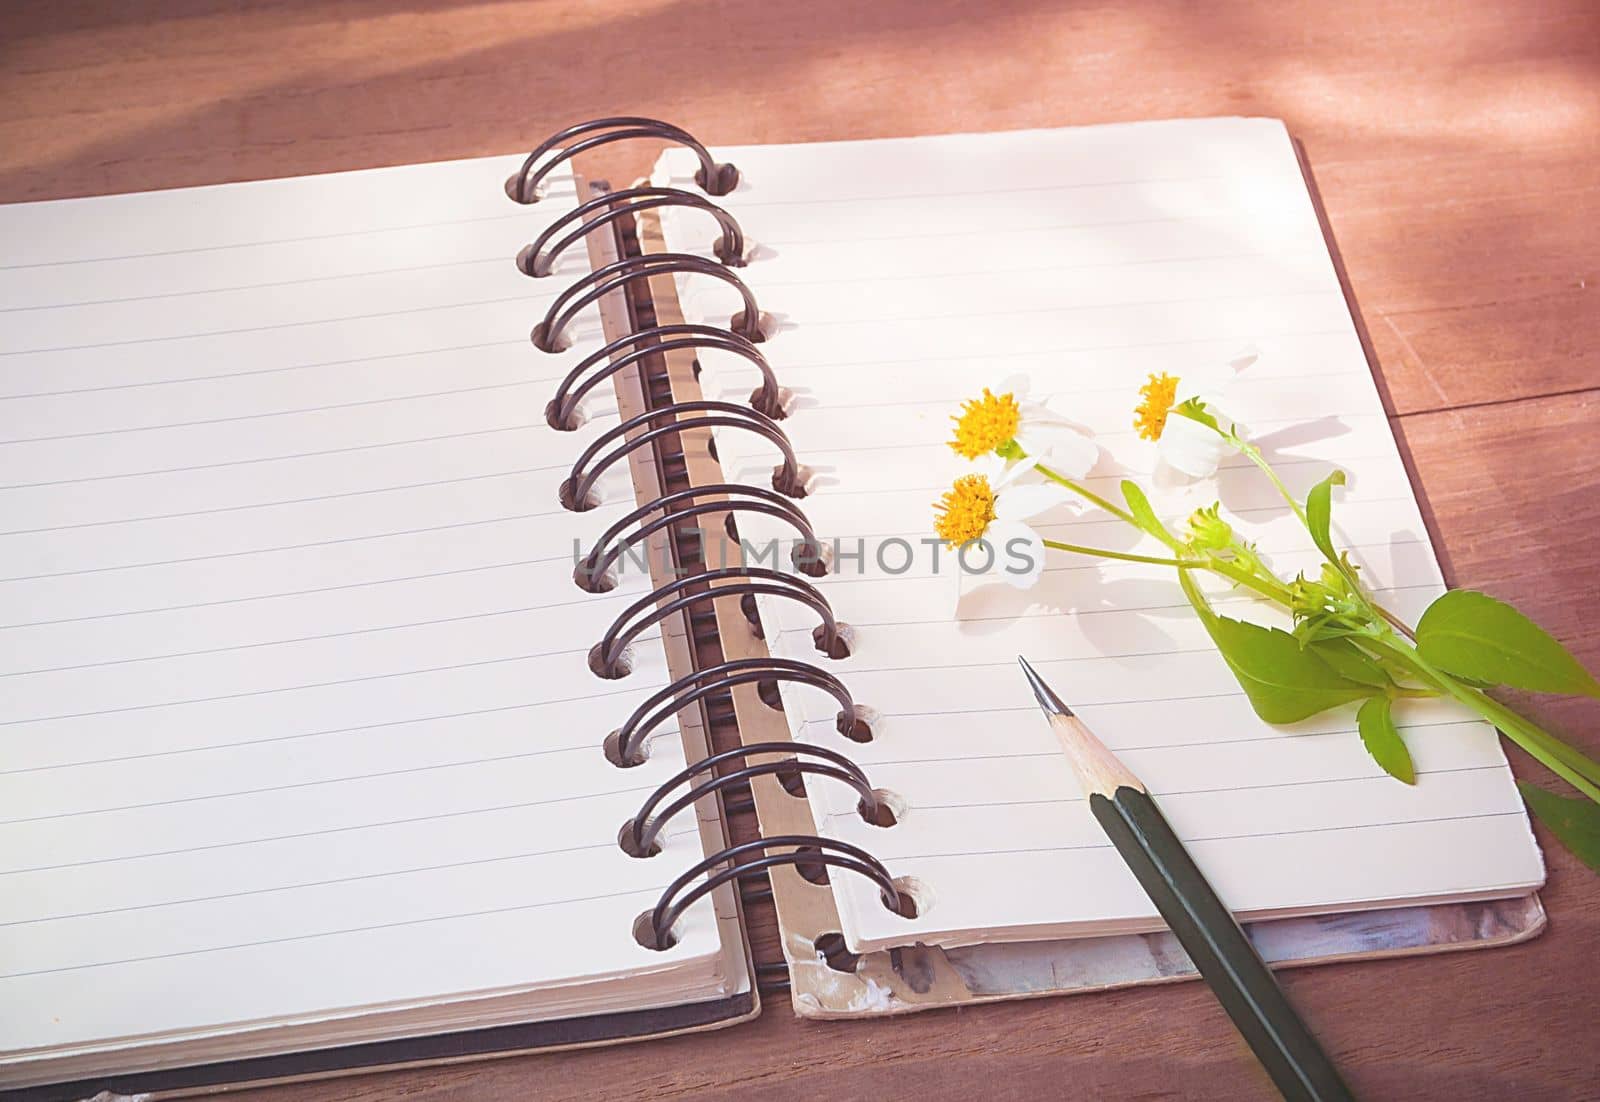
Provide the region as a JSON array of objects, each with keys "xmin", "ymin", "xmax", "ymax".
[{"xmin": 1, "ymin": 117, "xmax": 1544, "ymax": 1096}]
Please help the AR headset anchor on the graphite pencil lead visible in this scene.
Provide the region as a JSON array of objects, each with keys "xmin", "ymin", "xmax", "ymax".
[{"xmin": 1017, "ymin": 654, "xmax": 1074, "ymax": 718}]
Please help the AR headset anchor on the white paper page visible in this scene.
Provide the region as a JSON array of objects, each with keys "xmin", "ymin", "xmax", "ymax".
[
  {"xmin": 656, "ymin": 119, "xmax": 1544, "ymax": 953},
  {"xmin": 0, "ymin": 154, "xmax": 724, "ymax": 1074}
]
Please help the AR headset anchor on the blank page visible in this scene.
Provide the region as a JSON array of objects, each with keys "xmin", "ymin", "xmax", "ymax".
[
  {"xmin": 0, "ymin": 154, "xmax": 726, "ymax": 1081},
  {"xmin": 655, "ymin": 119, "xmax": 1544, "ymax": 953}
]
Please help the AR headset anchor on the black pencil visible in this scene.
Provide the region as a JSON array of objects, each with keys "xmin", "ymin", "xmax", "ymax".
[{"xmin": 1017, "ymin": 655, "xmax": 1355, "ymax": 1102}]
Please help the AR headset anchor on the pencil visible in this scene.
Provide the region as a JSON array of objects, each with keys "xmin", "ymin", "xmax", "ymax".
[{"xmin": 1017, "ymin": 655, "xmax": 1355, "ymax": 1102}]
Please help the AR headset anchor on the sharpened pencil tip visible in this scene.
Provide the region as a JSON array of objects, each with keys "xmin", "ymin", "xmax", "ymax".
[{"xmin": 1017, "ymin": 655, "xmax": 1074, "ymax": 718}]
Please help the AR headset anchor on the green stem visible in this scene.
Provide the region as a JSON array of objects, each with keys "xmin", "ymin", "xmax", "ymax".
[
  {"xmin": 1033, "ymin": 463, "xmax": 1140, "ymax": 526},
  {"xmin": 1042, "ymin": 539, "xmax": 1196, "ymax": 568},
  {"xmin": 1377, "ymin": 635, "xmax": 1600, "ymax": 802},
  {"xmin": 1202, "ymin": 553, "xmax": 1294, "ymax": 605},
  {"xmin": 1232, "ymin": 427, "xmax": 1417, "ymax": 643},
  {"xmin": 1373, "ymin": 602, "xmax": 1419, "ymax": 642},
  {"xmin": 1234, "ymin": 437, "xmax": 1309, "ymax": 525}
]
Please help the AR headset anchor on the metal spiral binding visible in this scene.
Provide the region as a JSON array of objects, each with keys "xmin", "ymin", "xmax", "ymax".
[
  {"xmin": 522, "ymin": 119, "xmax": 902, "ymax": 976},
  {"xmin": 607, "ymin": 656, "xmax": 865, "ymax": 767},
  {"xmin": 574, "ymin": 483, "xmax": 827, "ymax": 590},
  {"xmin": 643, "ymin": 836, "xmax": 908, "ymax": 951},
  {"xmin": 509, "ymin": 116, "xmax": 739, "ymax": 204},
  {"xmin": 560, "ymin": 400, "xmax": 806, "ymax": 513},
  {"xmin": 531, "ymin": 253, "xmax": 765, "ymax": 352},
  {"xmin": 621, "ymin": 741, "xmax": 882, "ymax": 857},
  {"xmin": 546, "ymin": 323, "xmax": 781, "ymax": 430},
  {"xmin": 519, "ymin": 186, "xmax": 746, "ymax": 277},
  {"xmin": 591, "ymin": 565, "xmax": 848, "ymax": 679}
]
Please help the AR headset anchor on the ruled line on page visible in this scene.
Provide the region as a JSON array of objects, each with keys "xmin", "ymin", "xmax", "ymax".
[
  {"xmin": 665, "ymin": 172, "xmax": 1242, "ymax": 209},
  {"xmin": 730, "ymin": 454, "xmax": 1399, "ymax": 509},
  {"xmin": 850, "ymin": 716, "xmax": 1479, "ymax": 768},
  {"xmin": 831, "ymin": 580, "xmax": 1442, "ymax": 633},
  {"xmin": 0, "ymin": 379, "xmax": 577, "ymax": 445},
  {"xmin": 2, "ymin": 730, "xmax": 672, "ymax": 824},
  {"xmin": 0, "ymin": 466, "xmax": 573, "ymax": 535},
  {"xmin": 679, "ymin": 246, "xmax": 1328, "ymax": 294},
  {"xmin": 784, "ymin": 499, "xmax": 1419, "ymax": 585},
  {"xmin": 0, "ymin": 595, "xmax": 649, "ymax": 679},
  {"xmin": 783, "ymin": 628, "xmax": 1431, "ymax": 699},
  {"xmin": 0, "ymin": 423, "xmax": 564, "ymax": 491},
  {"xmin": 679, "ymin": 287, "xmax": 1345, "ymax": 333},
  {"xmin": 0, "ymin": 207, "xmax": 564, "ymax": 271},
  {"xmin": 740, "ymin": 426, "xmax": 1392, "ymax": 466},
  {"xmin": 0, "ymin": 646, "xmax": 627, "ymax": 729},
  {"xmin": 0, "ymin": 509, "xmax": 584, "ymax": 582},
  {"xmin": 0, "ymin": 340, "xmax": 528, "ymax": 400},
  {"xmin": 856, "ymin": 764, "xmax": 1512, "ymax": 813},
  {"xmin": 0, "ymin": 554, "xmax": 579, "ymax": 630},
  {"xmin": 697, "ymin": 329, "xmax": 1353, "ymax": 379},
  {"xmin": 0, "ymin": 689, "xmax": 663, "ymax": 776},
  {"xmin": 4, "ymin": 828, "xmax": 702, "ymax": 929},
  {"xmin": 862, "ymin": 811, "xmax": 1529, "ymax": 865},
  {"xmin": 0, "ymin": 885, "xmax": 677, "ymax": 980},
  {"xmin": 0, "ymin": 779, "xmax": 666, "ymax": 879},
  {"xmin": 0, "ymin": 255, "xmax": 541, "ymax": 314},
  {"xmin": 0, "ymin": 292, "xmax": 567, "ymax": 357},
  {"xmin": 713, "ymin": 210, "xmax": 1290, "ymax": 249},
  {"xmin": 726, "ymin": 369, "xmax": 1374, "ymax": 414}
]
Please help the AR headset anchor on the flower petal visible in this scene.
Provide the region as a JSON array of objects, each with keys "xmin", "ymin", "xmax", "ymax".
[
  {"xmin": 991, "ymin": 453, "xmax": 1041, "ymax": 489},
  {"xmin": 984, "ymin": 518, "xmax": 1046, "ymax": 588},
  {"xmin": 998, "ymin": 373, "xmax": 1033, "ymax": 401},
  {"xmin": 1158, "ymin": 412, "xmax": 1228, "ymax": 478},
  {"xmin": 1015, "ymin": 423, "xmax": 1098, "ymax": 478},
  {"xmin": 995, "ymin": 481, "xmax": 1071, "ymax": 521},
  {"xmin": 969, "ymin": 451, "xmax": 1011, "ymax": 483}
]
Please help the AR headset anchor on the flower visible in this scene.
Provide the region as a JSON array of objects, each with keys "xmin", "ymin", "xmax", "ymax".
[
  {"xmin": 949, "ymin": 376, "xmax": 1098, "ymax": 478},
  {"xmin": 1132, "ymin": 348, "xmax": 1258, "ymax": 478},
  {"xmin": 933, "ymin": 455, "xmax": 1070, "ymax": 588}
]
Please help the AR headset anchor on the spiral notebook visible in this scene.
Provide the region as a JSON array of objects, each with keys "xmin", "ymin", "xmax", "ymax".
[{"xmin": 1, "ymin": 117, "xmax": 1544, "ymax": 1098}]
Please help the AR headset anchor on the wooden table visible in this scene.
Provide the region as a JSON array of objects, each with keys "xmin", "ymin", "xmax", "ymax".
[{"xmin": 4, "ymin": 1, "xmax": 1596, "ymax": 1097}]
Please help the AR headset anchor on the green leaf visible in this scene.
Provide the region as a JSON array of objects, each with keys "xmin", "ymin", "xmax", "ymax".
[
  {"xmin": 1357, "ymin": 696, "xmax": 1415, "ymax": 784},
  {"xmin": 1305, "ymin": 469, "xmax": 1347, "ymax": 563},
  {"xmin": 1180, "ymin": 572, "xmax": 1378, "ymax": 723},
  {"xmin": 1416, "ymin": 590, "xmax": 1600, "ymax": 698},
  {"xmin": 1313, "ymin": 639, "xmax": 1390, "ymax": 688},
  {"xmin": 1518, "ymin": 781, "xmax": 1600, "ymax": 874},
  {"xmin": 1120, "ymin": 480, "xmax": 1172, "ymax": 543}
]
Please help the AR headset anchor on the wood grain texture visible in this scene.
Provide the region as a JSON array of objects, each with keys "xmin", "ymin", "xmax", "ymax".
[{"xmin": 3, "ymin": 1, "xmax": 1597, "ymax": 1098}]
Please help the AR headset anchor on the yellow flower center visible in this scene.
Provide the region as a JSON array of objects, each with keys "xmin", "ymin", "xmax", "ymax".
[
  {"xmin": 1134, "ymin": 373, "xmax": 1180, "ymax": 441},
  {"xmin": 949, "ymin": 389, "xmax": 1021, "ymax": 459},
  {"xmin": 933, "ymin": 473, "xmax": 998, "ymax": 545}
]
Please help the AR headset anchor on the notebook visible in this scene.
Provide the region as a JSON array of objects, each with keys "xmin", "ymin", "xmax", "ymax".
[{"xmin": 0, "ymin": 116, "xmax": 1545, "ymax": 1096}]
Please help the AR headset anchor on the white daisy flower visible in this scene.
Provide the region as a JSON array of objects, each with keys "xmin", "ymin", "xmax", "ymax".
[
  {"xmin": 949, "ymin": 375, "xmax": 1098, "ymax": 478},
  {"xmin": 932, "ymin": 454, "xmax": 1072, "ymax": 589},
  {"xmin": 1134, "ymin": 347, "xmax": 1259, "ymax": 478}
]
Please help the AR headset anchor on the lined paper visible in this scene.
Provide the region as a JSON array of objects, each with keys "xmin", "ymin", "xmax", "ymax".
[
  {"xmin": 657, "ymin": 120, "xmax": 1544, "ymax": 953},
  {"xmin": 0, "ymin": 154, "xmax": 726, "ymax": 1078}
]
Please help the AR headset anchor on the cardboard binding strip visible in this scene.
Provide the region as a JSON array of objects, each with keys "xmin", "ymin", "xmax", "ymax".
[
  {"xmin": 575, "ymin": 177, "xmax": 758, "ymax": 1028},
  {"xmin": 622, "ymin": 200, "xmax": 1546, "ymax": 1021}
]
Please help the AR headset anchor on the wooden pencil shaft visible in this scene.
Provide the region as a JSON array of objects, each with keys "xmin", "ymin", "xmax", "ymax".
[
  {"xmin": 1047, "ymin": 713, "xmax": 1144, "ymax": 797},
  {"xmin": 1090, "ymin": 788, "xmax": 1355, "ymax": 1102}
]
